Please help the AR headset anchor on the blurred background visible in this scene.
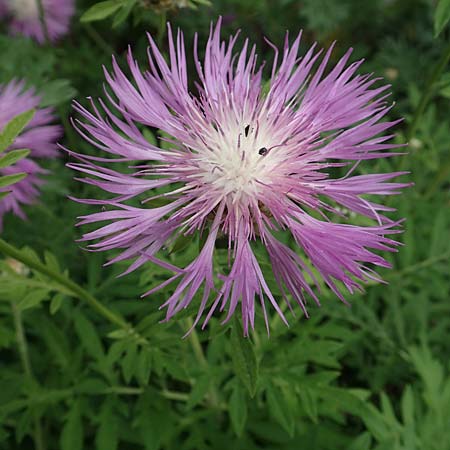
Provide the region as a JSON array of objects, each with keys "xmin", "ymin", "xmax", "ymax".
[{"xmin": 0, "ymin": 0, "xmax": 449, "ymax": 449}]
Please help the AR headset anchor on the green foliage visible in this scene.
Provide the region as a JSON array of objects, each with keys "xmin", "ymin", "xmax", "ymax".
[
  {"xmin": 435, "ymin": 0, "xmax": 450, "ymax": 37},
  {"xmin": 0, "ymin": 110, "xmax": 35, "ymax": 153},
  {"xmin": 80, "ymin": 0, "xmax": 130, "ymax": 23},
  {"xmin": 0, "ymin": 111, "xmax": 35, "ymax": 199},
  {"xmin": 0, "ymin": 0, "xmax": 449, "ymax": 449}
]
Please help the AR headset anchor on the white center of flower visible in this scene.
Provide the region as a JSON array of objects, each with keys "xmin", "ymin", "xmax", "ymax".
[
  {"xmin": 7, "ymin": 0, "xmax": 39, "ymax": 19},
  {"xmin": 197, "ymin": 121, "xmax": 280, "ymax": 202}
]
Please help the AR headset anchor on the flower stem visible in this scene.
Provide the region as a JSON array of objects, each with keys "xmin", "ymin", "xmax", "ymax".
[
  {"xmin": 35, "ymin": 0, "xmax": 50, "ymax": 44},
  {"xmin": 11, "ymin": 303, "xmax": 45, "ymax": 450},
  {"xmin": 83, "ymin": 24, "xmax": 115, "ymax": 56},
  {"xmin": 0, "ymin": 239, "xmax": 147, "ymax": 345}
]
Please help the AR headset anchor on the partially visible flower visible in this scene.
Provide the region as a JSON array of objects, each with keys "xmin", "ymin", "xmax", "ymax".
[
  {"xmin": 0, "ymin": 80, "xmax": 62, "ymax": 226},
  {"xmin": 0, "ymin": 0, "xmax": 74, "ymax": 43},
  {"xmin": 69, "ymin": 20, "xmax": 410, "ymax": 335}
]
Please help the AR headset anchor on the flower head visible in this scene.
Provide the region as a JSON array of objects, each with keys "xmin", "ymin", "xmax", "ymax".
[
  {"xmin": 69, "ymin": 20, "xmax": 410, "ymax": 335},
  {"xmin": 0, "ymin": 80, "xmax": 62, "ymax": 226},
  {"xmin": 0, "ymin": 0, "xmax": 74, "ymax": 43}
]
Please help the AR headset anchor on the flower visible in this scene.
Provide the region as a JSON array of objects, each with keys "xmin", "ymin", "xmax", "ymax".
[
  {"xmin": 0, "ymin": 80, "xmax": 62, "ymax": 226},
  {"xmin": 68, "ymin": 20, "xmax": 410, "ymax": 335},
  {"xmin": 0, "ymin": 0, "xmax": 74, "ymax": 43}
]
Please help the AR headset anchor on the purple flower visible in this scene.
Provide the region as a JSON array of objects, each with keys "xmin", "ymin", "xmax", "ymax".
[
  {"xmin": 69, "ymin": 20, "xmax": 410, "ymax": 335},
  {"xmin": 0, "ymin": 80, "xmax": 62, "ymax": 226},
  {"xmin": 0, "ymin": 0, "xmax": 74, "ymax": 43}
]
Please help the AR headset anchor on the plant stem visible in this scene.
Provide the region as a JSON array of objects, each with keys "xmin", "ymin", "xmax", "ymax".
[
  {"xmin": 157, "ymin": 12, "xmax": 167, "ymax": 48},
  {"xmin": 388, "ymin": 250, "xmax": 450, "ymax": 278},
  {"xmin": 184, "ymin": 318, "xmax": 220, "ymax": 408},
  {"xmin": 83, "ymin": 24, "xmax": 115, "ymax": 56},
  {"xmin": 35, "ymin": 0, "xmax": 50, "ymax": 43},
  {"xmin": 0, "ymin": 239, "xmax": 148, "ymax": 345},
  {"xmin": 11, "ymin": 303, "xmax": 45, "ymax": 450}
]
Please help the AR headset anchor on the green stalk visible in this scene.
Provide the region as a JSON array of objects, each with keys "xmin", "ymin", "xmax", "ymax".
[
  {"xmin": 184, "ymin": 318, "xmax": 220, "ymax": 408},
  {"xmin": 0, "ymin": 239, "xmax": 147, "ymax": 345},
  {"xmin": 83, "ymin": 24, "xmax": 115, "ymax": 56},
  {"xmin": 35, "ymin": 0, "xmax": 50, "ymax": 43},
  {"xmin": 11, "ymin": 303, "xmax": 45, "ymax": 450},
  {"xmin": 157, "ymin": 11, "xmax": 167, "ymax": 48}
]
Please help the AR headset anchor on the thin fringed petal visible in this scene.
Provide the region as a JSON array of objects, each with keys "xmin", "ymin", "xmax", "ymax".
[{"xmin": 69, "ymin": 20, "xmax": 409, "ymax": 335}]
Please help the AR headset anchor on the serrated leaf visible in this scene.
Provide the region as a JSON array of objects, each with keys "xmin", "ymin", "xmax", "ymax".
[
  {"xmin": 60, "ymin": 401, "xmax": 83, "ymax": 450},
  {"xmin": 80, "ymin": 1, "xmax": 124, "ymax": 22},
  {"xmin": 0, "ymin": 110, "xmax": 35, "ymax": 152},
  {"xmin": 434, "ymin": 0, "xmax": 450, "ymax": 37},
  {"xmin": 229, "ymin": 382, "xmax": 247, "ymax": 436},
  {"xmin": 0, "ymin": 149, "xmax": 30, "ymax": 169},
  {"xmin": 230, "ymin": 318, "xmax": 258, "ymax": 397},
  {"xmin": 0, "ymin": 172, "xmax": 26, "ymax": 188},
  {"xmin": 74, "ymin": 311, "xmax": 105, "ymax": 360}
]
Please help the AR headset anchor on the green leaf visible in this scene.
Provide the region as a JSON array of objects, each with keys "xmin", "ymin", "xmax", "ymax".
[
  {"xmin": 266, "ymin": 383, "xmax": 295, "ymax": 437},
  {"xmin": 107, "ymin": 329, "xmax": 130, "ymax": 340},
  {"xmin": 18, "ymin": 288, "xmax": 49, "ymax": 310},
  {"xmin": 61, "ymin": 401, "xmax": 83, "ymax": 450},
  {"xmin": 186, "ymin": 375, "xmax": 210, "ymax": 409},
  {"xmin": 0, "ymin": 110, "xmax": 35, "ymax": 152},
  {"xmin": 229, "ymin": 317, "xmax": 258, "ymax": 397},
  {"xmin": 122, "ymin": 343, "xmax": 138, "ymax": 383},
  {"xmin": 348, "ymin": 433, "xmax": 372, "ymax": 450},
  {"xmin": 401, "ymin": 385, "xmax": 415, "ymax": 426},
  {"xmin": 74, "ymin": 311, "xmax": 105, "ymax": 360},
  {"xmin": 136, "ymin": 349, "xmax": 152, "ymax": 386},
  {"xmin": 434, "ymin": 0, "xmax": 450, "ymax": 37},
  {"xmin": 40, "ymin": 79, "xmax": 77, "ymax": 107},
  {"xmin": 0, "ymin": 172, "xmax": 27, "ymax": 189},
  {"xmin": 0, "ymin": 149, "xmax": 30, "ymax": 169},
  {"xmin": 112, "ymin": 0, "xmax": 136, "ymax": 27},
  {"xmin": 229, "ymin": 382, "xmax": 247, "ymax": 436},
  {"xmin": 299, "ymin": 388, "xmax": 319, "ymax": 423},
  {"xmin": 80, "ymin": 1, "xmax": 124, "ymax": 22},
  {"xmin": 96, "ymin": 400, "xmax": 118, "ymax": 450},
  {"xmin": 168, "ymin": 233, "xmax": 192, "ymax": 254},
  {"xmin": 49, "ymin": 292, "xmax": 65, "ymax": 315}
]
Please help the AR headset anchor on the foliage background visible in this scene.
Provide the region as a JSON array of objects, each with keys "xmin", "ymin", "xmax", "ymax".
[{"xmin": 0, "ymin": 0, "xmax": 449, "ymax": 449}]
